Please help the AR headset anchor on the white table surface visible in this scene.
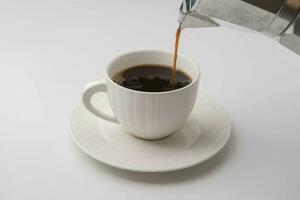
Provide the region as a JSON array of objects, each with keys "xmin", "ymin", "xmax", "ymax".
[{"xmin": 1, "ymin": 0, "xmax": 300, "ymax": 199}]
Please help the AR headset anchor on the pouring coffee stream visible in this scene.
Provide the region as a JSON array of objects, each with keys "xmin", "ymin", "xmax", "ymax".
[{"xmin": 172, "ymin": 24, "xmax": 182, "ymax": 82}]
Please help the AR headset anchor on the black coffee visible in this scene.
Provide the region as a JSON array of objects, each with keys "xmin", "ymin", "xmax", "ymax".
[{"xmin": 113, "ymin": 65, "xmax": 192, "ymax": 92}]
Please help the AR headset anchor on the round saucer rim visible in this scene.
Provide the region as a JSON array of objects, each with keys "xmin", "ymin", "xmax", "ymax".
[{"xmin": 70, "ymin": 92, "xmax": 231, "ymax": 172}]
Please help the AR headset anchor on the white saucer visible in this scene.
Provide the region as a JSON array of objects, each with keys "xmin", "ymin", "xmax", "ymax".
[{"xmin": 71, "ymin": 91, "xmax": 231, "ymax": 172}]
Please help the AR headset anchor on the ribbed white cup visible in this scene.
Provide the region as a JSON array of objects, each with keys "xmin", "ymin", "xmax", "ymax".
[{"xmin": 82, "ymin": 50, "xmax": 200, "ymax": 140}]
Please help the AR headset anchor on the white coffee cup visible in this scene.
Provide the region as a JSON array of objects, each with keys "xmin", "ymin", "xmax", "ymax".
[{"xmin": 82, "ymin": 50, "xmax": 200, "ymax": 140}]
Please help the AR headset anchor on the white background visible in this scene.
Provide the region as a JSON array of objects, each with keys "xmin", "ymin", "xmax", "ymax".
[{"xmin": 1, "ymin": 0, "xmax": 300, "ymax": 199}]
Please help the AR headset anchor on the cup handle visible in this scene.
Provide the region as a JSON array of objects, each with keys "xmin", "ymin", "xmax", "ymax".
[{"xmin": 82, "ymin": 79, "xmax": 119, "ymax": 124}]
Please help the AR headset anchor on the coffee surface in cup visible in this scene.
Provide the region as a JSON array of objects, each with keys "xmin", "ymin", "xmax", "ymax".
[{"xmin": 113, "ymin": 65, "xmax": 192, "ymax": 92}]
